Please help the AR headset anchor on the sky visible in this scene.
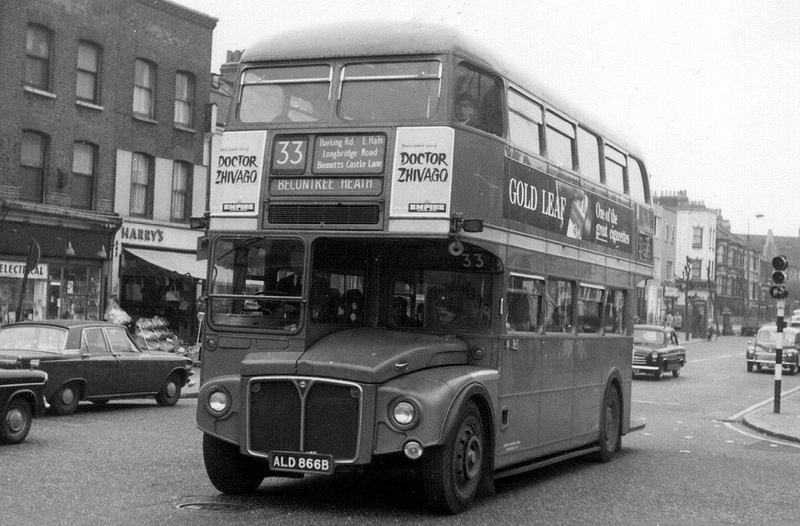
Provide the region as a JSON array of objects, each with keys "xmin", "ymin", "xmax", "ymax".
[{"xmin": 173, "ymin": 0, "xmax": 800, "ymax": 238}]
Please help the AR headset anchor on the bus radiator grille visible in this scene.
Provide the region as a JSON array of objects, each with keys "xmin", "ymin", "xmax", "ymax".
[
  {"xmin": 248, "ymin": 379, "xmax": 361, "ymax": 461},
  {"xmin": 266, "ymin": 204, "xmax": 381, "ymax": 226}
]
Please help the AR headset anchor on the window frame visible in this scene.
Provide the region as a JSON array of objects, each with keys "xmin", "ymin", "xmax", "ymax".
[
  {"xmin": 170, "ymin": 161, "xmax": 192, "ymax": 222},
  {"xmin": 174, "ymin": 71, "xmax": 195, "ymax": 127},
  {"xmin": 25, "ymin": 24, "xmax": 52, "ymax": 91},
  {"xmin": 20, "ymin": 130, "xmax": 48, "ymax": 202},
  {"xmin": 692, "ymin": 226, "xmax": 704, "ymax": 248},
  {"xmin": 76, "ymin": 41, "xmax": 101, "ymax": 104},
  {"xmin": 507, "ymin": 88, "xmax": 543, "ymax": 156},
  {"xmin": 545, "ymin": 110, "xmax": 577, "ymax": 170},
  {"xmin": 133, "ymin": 59, "xmax": 156, "ymax": 119},
  {"xmin": 129, "ymin": 152, "xmax": 154, "ymax": 217},
  {"xmin": 71, "ymin": 141, "xmax": 97, "ymax": 210},
  {"xmin": 604, "ymin": 144, "xmax": 627, "ymax": 195}
]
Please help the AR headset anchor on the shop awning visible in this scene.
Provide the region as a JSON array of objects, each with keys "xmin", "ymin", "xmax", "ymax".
[{"xmin": 124, "ymin": 248, "xmax": 207, "ymax": 280}]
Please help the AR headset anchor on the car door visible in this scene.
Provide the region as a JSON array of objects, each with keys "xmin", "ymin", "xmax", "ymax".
[
  {"xmin": 79, "ymin": 328, "xmax": 119, "ymax": 397},
  {"xmin": 105, "ymin": 327, "xmax": 154, "ymax": 395}
]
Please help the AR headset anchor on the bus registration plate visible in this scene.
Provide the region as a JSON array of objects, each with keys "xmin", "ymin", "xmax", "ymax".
[{"xmin": 269, "ymin": 451, "xmax": 334, "ymax": 475}]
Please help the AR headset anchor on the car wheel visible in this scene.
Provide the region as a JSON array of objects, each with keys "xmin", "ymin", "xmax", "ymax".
[
  {"xmin": 52, "ymin": 383, "xmax": 80, "ymax": 416},
  {"xmin": 422, "ymin": 401, "xmax": 485, "ymax": 514},
  {"xmin": 1, "ymin": 397, "xmax": 33, "ymax": 444},
  {"xmin": 653, "ymin": 368, "xmax": 663, "ymax": 380},
  {"xmin": 747, "ymin": 363, "xmax": 754, "ymax": 372},
  {"xmin": 203, "ymin": 433, "xmax": 265, "ymax": 494},
  {"xmin": 757, "ymin": 364, "xmax": 763, "ymax": 371},
  {"xmin": 155, "ymin": 374, "xmax": 182, "ymax": 407},
  {"xmin": 672, "ymin": 367, "xmax": 681, "ymax": 378},
  {"xmin": 593, "ymin": 384, "xmax": 621, "ymax": 463},
  {"xmin": 790, "ymin": 364, "xmax": 798, "ymax": 376}
]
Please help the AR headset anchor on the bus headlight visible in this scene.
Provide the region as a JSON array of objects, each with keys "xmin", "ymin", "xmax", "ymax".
[
  {"xmin": 390, "ymin": 399, "xmax": 419, "ymax": 429},
  {"xmin": 207, "ymin": 388, "xmax": 230, "ymax": 416}
]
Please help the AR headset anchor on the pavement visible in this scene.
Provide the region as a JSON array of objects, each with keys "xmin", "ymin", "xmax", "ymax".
[{"xmin": 181, "ymin": 339, "xmax": 800, "ymax": 444}]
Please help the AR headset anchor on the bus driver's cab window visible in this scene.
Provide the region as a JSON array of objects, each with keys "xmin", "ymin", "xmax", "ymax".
[{"xmin": 453, "ymin": 61, "xmax": 503, "ymax": 136}]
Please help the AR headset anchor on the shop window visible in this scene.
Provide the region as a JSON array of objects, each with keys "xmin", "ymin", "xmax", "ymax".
[
  {"xmin": 133, "ymin": 59, "xmax": 156, "ymax": 119},
  {"xmin": 174, "ymin": 71, "xmax": 194, "ymax": 127},
  {"xmin": 20, "ymin": 130, "xmax": 48, "ymax": 202},
  {"xmin": 130, "ymin": 152, "xmax": 153, "ymax": 217},
  {"xmin": 26, "ymin": 24, "xmax": 51, "ymax": 91},
  {"xmin": 171, "ymin": 161, "xmax": 192, "ymax": 221},
  {"xmin": 72, "ymin": 141, "xmax": 96, "ymax": 210},
  {"xmin": 77, "ymin": 41, "xmax": 101, "ymax": 104}
]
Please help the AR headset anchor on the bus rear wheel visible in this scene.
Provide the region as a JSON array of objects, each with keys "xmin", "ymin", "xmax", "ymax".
[
  {"xmin": 594, "ymin": 385, "xmax": 621, "ymax": 463},
  {"xmin": 422, "ymin": 401, "xmax": 485, "ymax": 514},
  {"xmin": 203, "ymin": 433, "xmax": 264, "ymax": 494}
]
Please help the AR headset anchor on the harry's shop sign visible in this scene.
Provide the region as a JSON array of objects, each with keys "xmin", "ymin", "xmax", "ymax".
[{"xmin": 0, "ymin": 261, "xmax": 48, "ymax": 279}]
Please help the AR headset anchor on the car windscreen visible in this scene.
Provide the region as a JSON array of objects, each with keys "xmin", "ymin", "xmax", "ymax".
[
  {"xmin": 0, "ymin": 326, "xmax": 68, "ymax": 353},
  {"xmin": 633, "ymin": 329, "xmax": 664, "ymax": 345},
  {"xmin": 755, "ymin": 329, "xmax": 797, "ymax": 347}
]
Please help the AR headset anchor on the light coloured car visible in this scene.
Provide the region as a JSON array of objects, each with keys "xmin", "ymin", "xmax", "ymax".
[{"xmin": 746, "ymin": 325, "xmax": 800, "ymax": 375}]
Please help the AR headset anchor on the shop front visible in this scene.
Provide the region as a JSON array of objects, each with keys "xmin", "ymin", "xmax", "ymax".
[
  {"xmin": 112, "ymin": 221, "xmax": 206, "ymax": 345},
  {"xmin": 0, "ymin": 200, "xmax": 121, "ymax": 325}
]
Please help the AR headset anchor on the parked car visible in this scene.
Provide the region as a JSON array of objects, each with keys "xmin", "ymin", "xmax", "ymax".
[
  {"xmin": 0, "ymin": 320, "xmax": 193, "ymax": 415},
  {"xmin": 0, "ymin": 367, "xmax": 47, "ymax": 444},
  {"xmin": 746, "ymin": 325, "xmax": 800, "ymax": 375},
  {"xmin": 789, "ymin": 310, "xmax": 800, "ymax": 327},
  {"xmin": 632, "ymin": 324, "xmax": 686, "ymax": 379}
]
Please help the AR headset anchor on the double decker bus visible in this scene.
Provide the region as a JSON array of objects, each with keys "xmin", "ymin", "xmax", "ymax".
[{"xmin": 196, "ymin": 20, "xmax": 653, "ymax": 514}]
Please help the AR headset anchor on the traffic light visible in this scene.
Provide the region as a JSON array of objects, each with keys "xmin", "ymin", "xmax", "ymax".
[{"xmin": 770, "ymin": 255, "xmax": 789, "ymax": 299}]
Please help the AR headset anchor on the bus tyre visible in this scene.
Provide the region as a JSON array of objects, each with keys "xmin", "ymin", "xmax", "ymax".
[
  {"xmin": 203, "ymin": 433, "xmax": 264, "ymax": 494},
  {"xmin": 594, "ymin": 385, "xmax": 621, "ymax": 463},
  {"xmin": 422, "ymin": 401, "xmax": 484, "ymax": 514}
]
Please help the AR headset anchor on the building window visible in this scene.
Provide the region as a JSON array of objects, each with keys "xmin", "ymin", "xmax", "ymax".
[
  {"xmin": 171, "ymin": 161, "xmax": 192, "ymax": 221},
  {"xmin": 604, "ymin": 145, "xmax": 626, "ymax": 194},
  {"xmin": 72, "ymin": 142, "xmax": 96, "ymax": 210},
  {"xmin": 692, "ymin": 226, "xmax": 703, "ymax": 248},
  {"xmin": 133, "ymin": 59, "xmax": 156, "ymax": 119},
  {"xmin": 545, "ymin": 110, "xmax": 576, "ymax": 170},
  {"xmin": 666, "ymin": 260, "xmax": 673, "ymax": 281},
  {"xmin": 691, "ymin": 259, "xmax": 702, "ymax": 280},
  {"xmin": 76, "ymin": 41, "xmax": 101, "ymax": 103},
  {"xmin": 20, "ymin": 131, "xmax": 48, "ymax": 202},
  {"xmin": 174, "ymin": 72, "xmax": 194, "ymax": 127},
  {"xmin": 26, "ymin": 24, "xmax": 51, "ymax": 91},
  {"xmin": 130, "ymin": 153, "xmax": 153, "ymax": 217}
]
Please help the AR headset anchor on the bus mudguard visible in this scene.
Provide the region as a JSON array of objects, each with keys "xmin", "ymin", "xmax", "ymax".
[{"xmin": 374, "ymin": 365, "xmax": 498, "ymax": 455}]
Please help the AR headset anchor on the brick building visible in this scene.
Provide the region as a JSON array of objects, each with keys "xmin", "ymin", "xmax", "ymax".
[{"xmin": 0, "ymin": 0, "xmax": 216, "ymax": 342}]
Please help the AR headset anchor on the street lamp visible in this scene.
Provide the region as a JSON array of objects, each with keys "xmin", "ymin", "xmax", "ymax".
[{"xmin": 745, "ymin": 213, "xmax": 765, "ymax": 325}]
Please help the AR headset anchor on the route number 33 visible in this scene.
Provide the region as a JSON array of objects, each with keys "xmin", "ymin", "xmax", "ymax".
[
  {"xmin": 459, "ymin": 253, "xmax": 485, "ymax": 268},
  {"xmin": 272, "ymin": 139, "xmax": 307, "ymax": 172}
]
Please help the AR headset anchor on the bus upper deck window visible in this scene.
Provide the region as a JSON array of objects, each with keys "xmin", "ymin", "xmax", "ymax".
[
  {"xmin": 338, "ymin": 61, "xmax": 442, "ymax": 122},
  {"xmin": 453, "ymin": 62, "xmax": 504, "ymax": 137},
  {"xmin": 239, "ymin": 65, "xmax": 332, "ymax": 123}
]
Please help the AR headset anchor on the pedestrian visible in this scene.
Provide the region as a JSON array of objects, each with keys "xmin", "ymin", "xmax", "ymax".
[
  {"xmin": 664, "ymin": 311, "xmax": 673, "ymax": 328},
  {"xmin": 707, "ymin": 318, "xmax": 715, "ymax": 341},
  {"xmin": 674, "ymin": 312, "xmax": 683, "ymax": 332}
]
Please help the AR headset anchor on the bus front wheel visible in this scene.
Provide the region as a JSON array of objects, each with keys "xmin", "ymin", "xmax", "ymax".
[
  {"xmin": 422, "ymin": 401, "xmax": 485, "ymax": 514},
  {"xmin": 594, "ymin": 385, "xmax": 621, "ymax": 463},
  {"xmin": 203, "ymin": 433, "xmax": 264, "ymax": 494}
]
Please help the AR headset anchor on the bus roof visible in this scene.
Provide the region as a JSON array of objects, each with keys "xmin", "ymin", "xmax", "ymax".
[{"xmin": 242, "ymin": 20, "xmax": 644, "ymax": 159}]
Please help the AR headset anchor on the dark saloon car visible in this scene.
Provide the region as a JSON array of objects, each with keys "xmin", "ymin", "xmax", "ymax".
[
  {"xmin": 0, "ymin": 321, "xmax": 192, "ymax": 415},
  {"xmin": 746, "ymin": 325, "xmax": 800, "ymax": 374},
  {"xmin": 632, "ymin": 324, "xmax": 687, "ymax": 379},
  {"xmin": 0, "ymin": 368, "xmax": 47, "ymax": 444}
]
